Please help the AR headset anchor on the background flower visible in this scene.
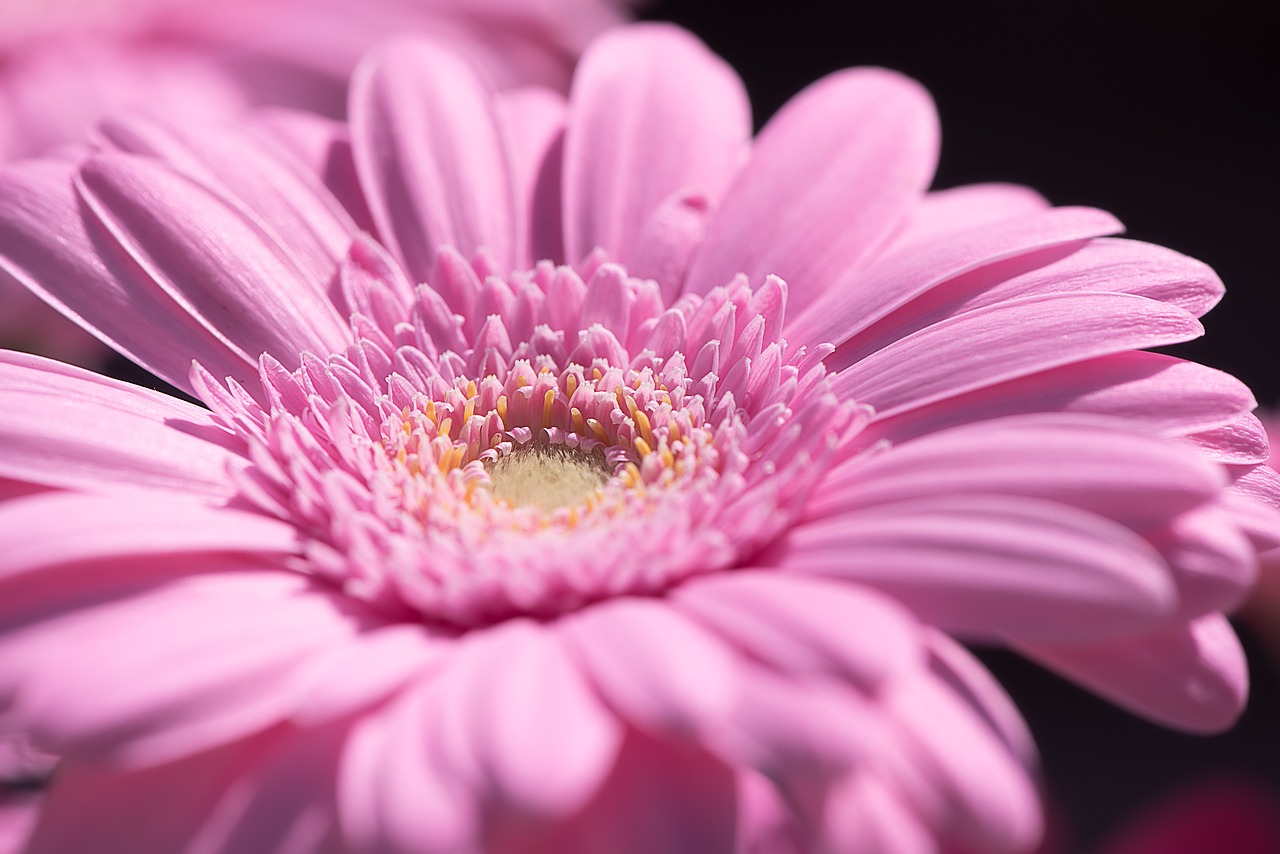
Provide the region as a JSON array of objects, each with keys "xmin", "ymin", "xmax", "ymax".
[
  {"xmin": 0, "ymin": 0, "xmax": 635, "ymax": 365},
  {"xmin": 0, "ymin": 17, "xmax": 1275, "ymax": 854}
]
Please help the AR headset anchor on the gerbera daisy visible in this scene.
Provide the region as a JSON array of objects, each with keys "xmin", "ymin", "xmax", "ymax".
[{"xmin": 0, "ymin": 23, "xmax": 1275, "ymax": 853}]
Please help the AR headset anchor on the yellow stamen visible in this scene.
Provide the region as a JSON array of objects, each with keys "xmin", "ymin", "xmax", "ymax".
[
  {"xmin": 659, "ymin": 444, "xmax": 675, "ymax": 469},
  {"xmin": 463, "ymin": 397, "xmax": 476, "ymax": 423},
  {"xmin": 516, "ymin": 375, "xmax": 528, "ymax": 389},
  {"xmin": 542, "ymin": 389, "xmax": 556, "ymax": 428},
  {"xmin": 424, "ymin": 400, "xmax": 437, "ymax": 425},
  {"xmin": 497, "ymin": 395, "xmax": 509, "ymax": 428},
  {"xmin": 565, "ymin": 373, "xmax": 578, "ymax": 398},
  {"xmin": 634, "ymin": 436, "xmax": 652, "ymax": 457},
  {"xmin": 571, "ymin": 407, "xmax": 586, "ymax": 435},
  {"xmin": 634, "ymin": 409, "xmax": 654, "ymax": 448},
  {"xmin": 587, "ymin": 418, "xmax": 609, "ymax": 444},
  {"xmin": 438, "ymin": 417, "xmax": 453, "ymax": 439}
]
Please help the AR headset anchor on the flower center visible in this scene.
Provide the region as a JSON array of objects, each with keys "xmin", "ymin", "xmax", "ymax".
[
  {"xmin": 202, "ymin": 261, "xmax": 851, "ymax": 629},
  {"xmin": 484, "ymin": 443, "xmax": 611, "ymax": 511}
]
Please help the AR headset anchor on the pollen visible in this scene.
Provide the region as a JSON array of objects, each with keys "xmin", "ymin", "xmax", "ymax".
[{"xmin": 486, "ymin": 443, "xmax": 611, "ymax": 512}]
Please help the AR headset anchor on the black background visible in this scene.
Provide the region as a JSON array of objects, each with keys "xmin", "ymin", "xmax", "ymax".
[{"xmin": 640, "ymin": 1, "xmax": 1280, "ymax": 850}]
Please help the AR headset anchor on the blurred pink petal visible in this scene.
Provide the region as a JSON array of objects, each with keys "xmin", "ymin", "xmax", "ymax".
[{"xmin": 0, "ymin": 21, "xmax": 1271, "ymax": 854}]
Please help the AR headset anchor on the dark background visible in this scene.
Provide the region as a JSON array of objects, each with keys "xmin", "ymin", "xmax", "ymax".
[{"xmin": 640, "ymin": 2, "xmax": 1280, "ymax": 850}]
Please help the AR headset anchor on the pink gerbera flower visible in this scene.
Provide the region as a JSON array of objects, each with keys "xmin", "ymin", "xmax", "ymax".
[{"xmin": 1, "ymin": 23, "xmax": 1277, "ymax": 853}]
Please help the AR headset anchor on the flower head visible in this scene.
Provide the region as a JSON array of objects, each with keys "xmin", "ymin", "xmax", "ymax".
[{"xmin": 0, "ymin": 23, "xmax": 1276, "ymax": 853}]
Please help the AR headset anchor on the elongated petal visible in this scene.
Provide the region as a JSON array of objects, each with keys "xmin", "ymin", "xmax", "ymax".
[
  {"xmin": 563, "ymin": 24, "xmax": 750, "ymax": 272},
  {"xmin": 833, "ymin": 292, "xmax": 1204, "ymax": 419},
  {"xmin": 0, "ymin": 352, "xmax": 238, "ymax": 497},
  {"xmin": 27, "ymin": 725, "xmax": 346, "ymax": 854},
  {"xmin": 789, "ymin": 206, "xmax": 1122, "ymax": 350},
  {"xmin": 965, "ymin": 236, "xmax": 1225, "ymax": 318},
  {"xmin": 94, "ymin": 112, "xmax": 358, "ymax": 290},
  {"xmin": 1179, "ymin": 413, "xmax": 1270, "ymax": 464},
  {"xmin": 685, "ymin": 67, "xmax": 938, "ymax": 309},
  {"xmin": 777, "ymin": 495, "xmax": 1178, "ymax": 641},
  {"xmin": 0, "ymin": 569, "xmax": 366, "ymax": 767},
  {"xmin": 449, "ymin": 620, "xmax": 621, "ymax": 819},
  {"xmin": 496, "ymin": 87, "xmax": 567, "ymax": 267},
  {"xmin": 884, "ymin": 673, "xmax": 1042, "ymax": 854},
  {"xmin": 0, "ymin": 158, "xmax": 255, "ymax": 391},
  {"xmin": 816, "ymin": 415, "xmax": 1225, "ymax": 527},
  {"xmin": 526, "ymin": 728, "xmax": 739, "ymax": 854},
  {"xmin": 862, "ymin": 351, "xmax": 1257, "ymax": 446},
  {"xmin": 884, "ymin": 182, "xmax": 1050, "ymax": 253},
  {"xmin": 78, "ymin": 153, "xmax": 351, "ymax": 363},
  {"xmin": 350, "ymin": 39, "xmax": 516, "ymax": 284},
  {"xmin": 339, "ymin": 680, "xmax": 477, "ymax": 854},
  {"xmin": 675, "ymin": 571, "xmax": 920, "ymax": 689},
  {"xmin": 0, "ymin": 492, "xmax": 300, "ymax": 581},
  {"xmin": 1019, "ymin": 613, "xmax": 1247, "ymax": 733},
  {"xmin": 924, "ymin": 630, "xmax": 1036, "ymax": 768},
  {"xmin": 561, "ymin": 597, "xmax": 740, "ymax": 739},
  {"xmin": 287, "ymin": 625, "xmax": 450, "ymax": 726}
]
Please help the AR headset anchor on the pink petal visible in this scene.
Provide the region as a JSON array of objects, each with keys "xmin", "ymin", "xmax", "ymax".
[
  {"xmin": 0, "ymin": 157, "xmax": 256, "ymax": 391},
  {"xmin": 1019, "ymin": 613, "xmax": 1247, "ymax": 733},
  {"xmin": 1224, "ymin": 465, "xmax": 1280, "ymax": 550},
  {"xmin": 924, "ymin": 630, "xmax": 1037, "ymax": 768},
  {"xmin": 249, "ymin": 108, "xmax": 378, "ymax": 235},
  {"xmin": 818, "ymin": 773, "xmax": 936, "ymax": 854},
  {"xmin": 521, "ymin": 728, "xmax": 739, "ymax": 854},
  {"xmin": 789, "ymin": 206, "xmax": 1122, "ymax": 352},
  {"xmin": 560, "ymin": 597, "xmax": 740, "ymax": 740},
  {"xmin": 816, "ymin": 414, "xmax": 1226, "ymax": 528},
  {"xmin": 883, "ymin": 182, "xmax": 1051, "ymax": 253},
  {"xmin": 833, "ymin": 292, "xmax": 1204, "ymax": 419},
  {"xmin": 0, "ymin": 352, "xmax": 238, "ymax": 497},
  {"xmin": 883, "ymin": 672, "xmax": 1042, "ymax": 854},
  {"xmin": 451, "ymin": 619, "xmax": 621, "ymax": 818},
  {"xmin": 630, "ymin": 191, "xmax": 714, "ymax": 304},
  {"xmin": 25, "ymin": 725, "xmax": 346, "ymax": 854},
  {"xmin": 0, "ymin": 492, "xmax": 300, "ymax": 582},
  {"xmin": 685, "ymin": 67, "xmax": 938, "ymax": 311},
  {"xmin": 1179, "ymin": 412, "xmax": 1270, "ymax": 464},
  {"xmin": 1146, "ymin": 503, "xmax": 1256, "ymax": 618},
  {"xmin": 496, "ymin": 86, "xmax": 567, "ymax": 267},
  {"xmin": 862, "ymin": 351, "xmax": 1257, "ymax": 447},
  {"xmin": 350, "ymin": 39, "xmax": 516, "ymax": 286},
  {"xmin": 835, "ymin": 237, "xmax": 1225, "ymax": 370},
  {"xmin": 719, "ymin": 665, "xmax": 893, "ymax": 780},
  {"xmin": 339, "ymin": 681, "xmax": 477, "ymax": 854},
  {"xmin": 287, "ymin": 625, "xmax": 450, "ymax": 726},
  {"xmin": 94, "ymin": 112, "xmax": 358, "ymax": 291},
  {"xmin": 978, "ymin": 236, "xmax": 1225, "ymax": 318},
  {"xmin": 0, "ymin": 569, "xmax": 366, "ymax": 767},
  {"xmin": 562, "ymin": 23, "xmax": 750, "ymax": 272},
  {"xmin": 777, "ymin": 495, "xmax": 1178, "ymax": 642},
  {"xmin": 78, "ymin": 152, "xmax": 351, "ymax": 364},
  {"xmin": 674, "ymin": 571, "xmax": 920, "ymax": 690}
]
